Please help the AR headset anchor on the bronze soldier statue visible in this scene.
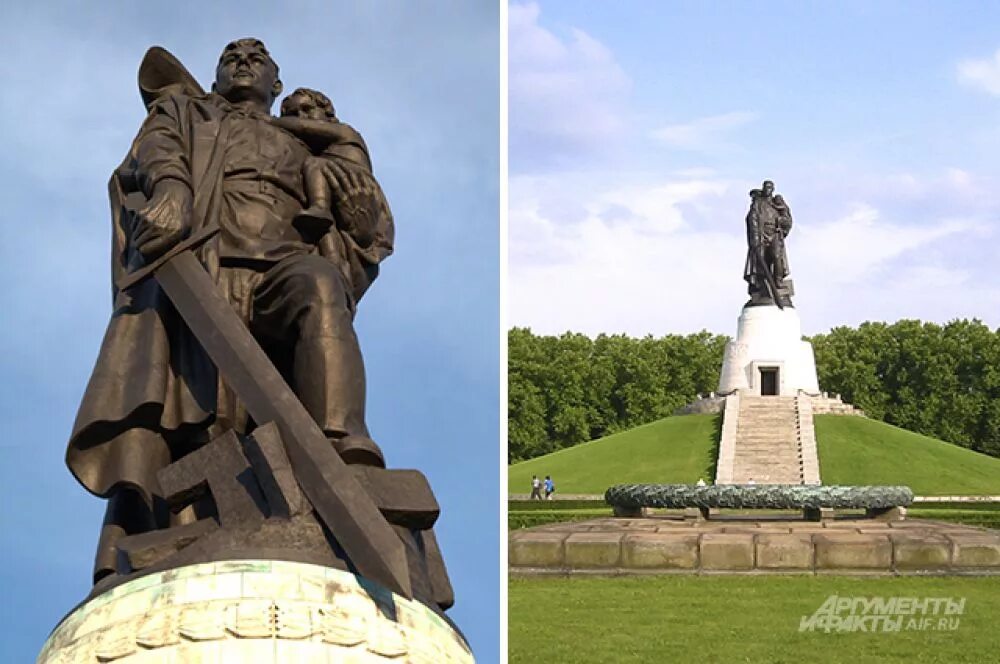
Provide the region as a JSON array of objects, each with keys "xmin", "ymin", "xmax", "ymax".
[
  {"xmin": 66, "ymin": 39, "xmax": 404, "ymax": 586},
  {"xmin": 743, "ymin": 179, "xmax": 794, "ymax": 308}
]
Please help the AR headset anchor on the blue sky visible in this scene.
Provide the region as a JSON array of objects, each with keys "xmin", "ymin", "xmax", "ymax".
[
  {"xmin": 510, "ymin": 1, "xmax": 1000, "ymax": 338},
  {"xmin": 0, "ymin": 2, "xmax": 499, "ymax": 661}
]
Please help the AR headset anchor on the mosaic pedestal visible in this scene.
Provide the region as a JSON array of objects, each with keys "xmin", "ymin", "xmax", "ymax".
[{"xmin": 38, "ymin": 560, "xmax": 474, "ymax": 663}]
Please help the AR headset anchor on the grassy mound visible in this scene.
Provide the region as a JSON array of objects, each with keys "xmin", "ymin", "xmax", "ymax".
[
  {"xmin": 815, "ymin": 415, "xmax": 1000, "ymax": 495},
  {"xmin": 509, "ymin": 413, "xmax": 1000, "ymax": 496},
  {"xmin": 508, "ymin": 414, "xmax": 719, "ymax": 494}
]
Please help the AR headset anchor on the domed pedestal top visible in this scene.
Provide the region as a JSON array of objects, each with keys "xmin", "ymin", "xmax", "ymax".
[{"xmin": 38, "ymin": 559, "xmax": 474, "ymax": 663}]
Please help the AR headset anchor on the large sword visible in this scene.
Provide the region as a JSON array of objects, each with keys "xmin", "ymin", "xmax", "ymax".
[
  {"xmin": 754, "ymin": 243, "xmax": 785, "ymax": 310},
  {"xmin": 120, "ymin": 239, "xmax": 412, "ymax": 599}
]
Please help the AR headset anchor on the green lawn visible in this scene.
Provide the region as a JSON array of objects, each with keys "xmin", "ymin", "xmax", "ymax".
[
  {"xmin": 507, "ymin": 503, "xmax": 1000, "ymax": 530},
  {"xmin": 508, "ymin": 413, "xmax": 1000, "ymax": 496},
  {"xmin": 508, "ymin": 415, "xmax": 719, "ymax": 494},
  {"xmin": 509, "ymin": 576, "xmax": 1000, "ymax": 663},
  {"xmin": 907, "ymin": 506, "xmax": 1000, "ymax": 530},
  {"xmin": 815, "ymin": 416, "xmax": 1000, "ymax": 495},
  {"xmin": 508, "ymin": 508, "xmax": 611, "ymax": 530}
]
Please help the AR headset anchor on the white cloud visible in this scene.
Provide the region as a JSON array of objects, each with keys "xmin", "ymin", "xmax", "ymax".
[
  {"xmin": 672, "ymin": 167, "xmax": 719, "ymax": 179},
  {"xmin": 945, "ymin": 166, "xmax": 976, "ymax": 192},
  {"xmin": 509, "ymin": 173, "xmax": 744, "ymax": 335},
  {"xmin": 509, "ymin": 170, "xmax": 999, "ymax": 338},
  {"xmin": 594, "ymin": 179, "xmax": 729, "ymax": 233},
  {"xmin": 804, "ymin": 262, "xmax": 1000, "ymax": 336},
  {"xmin": 509, "ymin": 2, "xmax": 630, "ymax": 170},
  {"xmin": 794, "ymin": 204, "xmax": 979, "ymax": 285},
  {"xmin": 957, "ymin": 48, "xmax": 1000, "ymax": 95},
  {"xmin": 650, "ymin": 111, "xmax": 758, "ymax": 151}
]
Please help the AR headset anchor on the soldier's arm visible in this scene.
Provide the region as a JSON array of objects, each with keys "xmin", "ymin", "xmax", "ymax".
[
  {"xmin": 130, "ymin": 97, "xmax": 193, "ymax": 259},
  {"xmin": 134, "ymin": 97, "xmax": 192, "ymax": 197}
]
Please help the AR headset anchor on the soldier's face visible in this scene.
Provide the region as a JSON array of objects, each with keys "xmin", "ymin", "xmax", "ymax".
[
  {"xmin": 215, "ymin": 45, "xmax": 280, "ymax": 105},
  {"xmin": 763, "ymin": 182, "xmax": 774, "ymax": 196}
]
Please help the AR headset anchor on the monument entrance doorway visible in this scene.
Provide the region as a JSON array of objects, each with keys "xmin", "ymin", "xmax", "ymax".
[{"xmin": 760, "ymin": 367, "xmax": 779, "ymax": 396}]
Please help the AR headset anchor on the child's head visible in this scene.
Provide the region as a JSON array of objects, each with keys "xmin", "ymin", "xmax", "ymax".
[{"xmin": 280, "ymin": 87, "xmax": 336, "ymax": 121}]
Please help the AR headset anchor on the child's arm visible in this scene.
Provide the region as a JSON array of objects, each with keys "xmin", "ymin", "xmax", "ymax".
[{"xmin": 269, "ymin": 116, "xmax": 355, "ymax": 147}]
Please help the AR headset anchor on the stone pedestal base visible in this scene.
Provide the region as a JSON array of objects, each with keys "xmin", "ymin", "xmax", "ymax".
[
  {"xmin": 38, "ymin": 560, "xmax": 473, "ymax": 663},
  {"xmin": 718, "ymin": 305, "xmax": 819, "ymax": 396},
  {"xmin": 683, "ymin": 507, "xmax": 718, "ymax": 521},
  {"xmin": 683, "ymin": 507, "xmax": 704, "ymax": 521},
  {"xmin": 510, "ymin": 517, "xmax": 1000, "ymax": 576},
  {"xmin": 613, "ymin": 505, "xmax": 649, "ymax": 517},
  {"xmin": 803, "ymin": 507, "xmax": 835, "ymax": 522},
  {"xmin": 867, "ymin": 506, "xmax": 907, "ymax": 521}
]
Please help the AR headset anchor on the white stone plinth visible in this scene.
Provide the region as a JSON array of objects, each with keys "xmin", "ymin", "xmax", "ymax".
[
  {"xmin": 38, "ymin": 560, "xmax": 473, "ymax": 663},
  {"xmin": 717, "ymin": 305, "xmax": 819, "ymax": 396}
]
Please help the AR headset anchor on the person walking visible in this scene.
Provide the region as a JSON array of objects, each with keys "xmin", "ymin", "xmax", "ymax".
[
  {"xmin": 544, "ymin": 475, "xmax": 555, "ymax": 500},
  {"xmin": 530, "ymin": 475, "xmax": 542, "ymax": 500}
]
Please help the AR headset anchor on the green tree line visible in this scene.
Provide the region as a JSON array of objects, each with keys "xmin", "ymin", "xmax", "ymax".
[
  {"xmin": 508, "ymin": 327, "xmax": 727, "ymax": 461},
  {"xmin": 811, "ymin": 319, "xmax": 1000, "ymax": 458},
  {"xmin": 509, "ymin": 320, "xmax": 1000, "ymax": 462}
]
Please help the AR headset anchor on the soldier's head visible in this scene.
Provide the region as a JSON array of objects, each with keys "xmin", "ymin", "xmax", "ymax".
[
  {"xmin": 762, "ymin": 180, "xmax": 775, "ymax": 197},
  {"xmin": 213, "ymin": 38, "xmax": 283, "ymax": 109}
]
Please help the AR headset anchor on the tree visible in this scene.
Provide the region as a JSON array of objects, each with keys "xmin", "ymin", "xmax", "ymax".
[
  {"xmin": 513, "ymin": 320, "xmax": 1000, "ymax": 462},
  {"xmin": 811, "ymin": 319, "xmax": 1000, "ymax": 458},
  {"xmin": 508, "ymin": 328, "xmax": 728, "ymax": 461}
]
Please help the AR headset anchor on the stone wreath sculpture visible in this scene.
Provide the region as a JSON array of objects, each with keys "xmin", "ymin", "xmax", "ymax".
[{"xmin": 605, "ymin": 484, "xmax": 915, "ymax": 510}]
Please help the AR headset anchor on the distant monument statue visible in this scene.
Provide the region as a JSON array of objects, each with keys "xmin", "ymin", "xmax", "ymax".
[
  {"xmin": 40, "ymin": 39, "xmax": 472, "ymax": 663},
  {"xmin": 743, "ymin": 180, "xmax": 794, "ymax": 308},
  {"xmin": 718, "ymin": 179, "xmax": 818, "ymax": 399}
]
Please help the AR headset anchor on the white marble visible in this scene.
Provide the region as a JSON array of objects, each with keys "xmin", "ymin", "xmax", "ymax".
[{"xmin": 717, "ymin": 305, "xmax": 819, "ymax": 396}]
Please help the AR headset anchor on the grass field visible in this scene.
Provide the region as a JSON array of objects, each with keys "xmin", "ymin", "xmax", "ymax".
[
  {"xmin": 508, "ymin": 413, "xmax": 1000, "ymax": 496},
  {"xmin": 509, "ymin": 576, "xmax": 1000, "ymax": 663},
  {"xmin": 508, "ymin": 415, "xmax": 719, "ymax": 494}
]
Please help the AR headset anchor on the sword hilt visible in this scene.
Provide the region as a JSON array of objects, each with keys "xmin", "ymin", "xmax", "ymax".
[{"xmin": 116, "ymin": 225, "xmax": 220, "ymax": 291}]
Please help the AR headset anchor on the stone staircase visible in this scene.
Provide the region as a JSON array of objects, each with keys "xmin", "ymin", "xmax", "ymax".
[
  {"xmin": 810, "ymin": 393, "xmax": 865, "ymax": 416},
  {"xmin": 731, "ymin": 395, "xmax": 804, "ymax": 484}
]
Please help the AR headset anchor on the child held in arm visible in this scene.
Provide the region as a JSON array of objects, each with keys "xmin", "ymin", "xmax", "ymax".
[{"xmin": 276, "ymin": 87, "xmax": 368, "ymax": 241}]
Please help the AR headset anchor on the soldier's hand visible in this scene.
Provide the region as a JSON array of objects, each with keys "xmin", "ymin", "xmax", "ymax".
[
  {"xmin": 323, "ymin": 161, "xmax": 381, "ymax": 246},
  {"xmin": 133, "ymin": 180, "xmax": 192, "ymax": 260}
]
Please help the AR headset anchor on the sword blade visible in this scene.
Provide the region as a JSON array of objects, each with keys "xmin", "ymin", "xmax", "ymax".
[
  {"xmin": 755, "ymin": 246, "xmax": 784, "ymax": 309},
  {"xmin": 155, "ymin": 250, "xmax": 412, "ymax": 598}
]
